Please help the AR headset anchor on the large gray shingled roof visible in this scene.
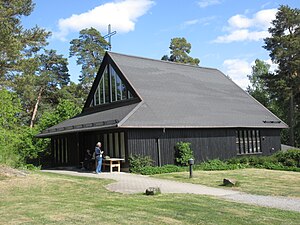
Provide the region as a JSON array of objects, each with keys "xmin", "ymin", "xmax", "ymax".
[
  {"xmin": 37, "ymin": 52, "xmax": 287, "ymax": 137},
  {"xmin": 111, "ymin": 52, "xmax": 287, "ymax": 129}
]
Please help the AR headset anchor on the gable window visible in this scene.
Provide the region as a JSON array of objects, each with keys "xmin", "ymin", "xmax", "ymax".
[
  {"xmin": 93, "ymin": 65, "xmax": 134, "ymax": 106},
  {"xmin": 236, "ymin": 130, "xmax": 261, "ymax": 155}
]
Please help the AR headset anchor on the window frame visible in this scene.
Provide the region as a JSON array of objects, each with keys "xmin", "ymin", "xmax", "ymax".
[
  {"xmin": 236, "ymin": 129, "xmax": 262, "ymax": 155},
  {"xmin": 92, "ymin": 64, "xmax": 134, "ymax": 107}
]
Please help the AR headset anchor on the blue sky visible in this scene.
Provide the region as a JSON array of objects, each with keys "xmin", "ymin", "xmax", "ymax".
[{"xmin": 22, "ymin": 0, "xmax": 299, "ymax": 89}]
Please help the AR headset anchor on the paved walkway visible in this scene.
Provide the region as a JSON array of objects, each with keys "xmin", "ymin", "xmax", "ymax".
[{"xmin": 42, "ymin": 169, "xmax": 300, "ymax": 213}]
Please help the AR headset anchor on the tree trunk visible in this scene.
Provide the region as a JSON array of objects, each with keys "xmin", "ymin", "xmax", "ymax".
[
  {"xmin": 30, "ymin": 87, "xmax": 43, "ymax": 128},
  {"xmin": 289, "ymin": 94, "xmax": 295, "ymax": 146}
]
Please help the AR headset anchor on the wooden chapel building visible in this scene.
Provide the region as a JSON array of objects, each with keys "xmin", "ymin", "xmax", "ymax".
[{"xmin": 37, "ymin": 52, "xmax": 288, "ymax": 168}]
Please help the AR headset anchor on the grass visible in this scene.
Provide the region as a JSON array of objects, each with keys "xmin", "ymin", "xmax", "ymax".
[
  {"xmin": 153, "ymin": 168, "xmax": 300, "ymax": 197},
  {"xmin": 0, "ymin": 171, "xmax": 299, "ymax": 224}
]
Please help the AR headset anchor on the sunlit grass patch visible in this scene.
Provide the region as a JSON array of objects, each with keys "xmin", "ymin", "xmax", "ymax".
[{"xmin": 0, "ymin": 170, "xmax": 299, "ymax": 225}]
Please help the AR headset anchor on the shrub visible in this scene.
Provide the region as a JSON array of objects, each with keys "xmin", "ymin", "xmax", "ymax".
[
  {"xmin": 128, "ymin": 154, "xmax": 153, "ymax": 173},
  {"xmin": 196, "ymin": 159, "xmax": 247, "ymax": 171},
  {"xmin": 274, "ymin": 149, "xmax": 300, "ymax": 167},
  {"xmin": 227, "ymin": 156, "xmax": 278, "ymax": 167},
  {"xmin": 139, "ymin": 164, "xmax": 185, "ymax": 175},
  {"xmin": 175, "ymin": 142, "xmax": 194, "ymax": 166}
]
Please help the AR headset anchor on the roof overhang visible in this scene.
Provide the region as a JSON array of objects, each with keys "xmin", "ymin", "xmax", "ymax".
[{"xmin": 36, "ymin": 120, "xmax": 119, "ymax": 138}]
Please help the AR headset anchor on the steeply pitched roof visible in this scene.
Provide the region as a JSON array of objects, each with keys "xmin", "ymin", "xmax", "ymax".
[
  {"xmin": 38, "ymin": 51, "xmax": 287, "ymax": 137},
  {"xmin": 109, "ymin": 52, "xmax": 287, "ymax": 129}
]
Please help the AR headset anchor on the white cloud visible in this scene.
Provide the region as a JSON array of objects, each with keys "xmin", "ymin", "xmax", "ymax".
[
  {"xmin": 223, "ymin": 59, "xmax": 252, "ymax": 90},
  {"xmin": 181, "ymin": 16, "xmax": 216, "ymax": 28},
  {"xmin": 197, "ymin": 0, "xmax": 221, "ymax": 8},
  {"xmin": 228, "ymin": 15, "xmax": 252, "ymax": 29},
  {"xmin": 184, "ymin": 19, "xmax": 199, "ymax": 26},
  {"xmin": 215, "ymin": 29, "xmax": 269, "ymax": 43},
  {"xmin": 222, "ymin": 58, "xmax": 278, "ymax": 89},
  {"xmin": 54, "ymin": 0, "xmax": 154, "ymax": 40},
  {"xmin": 214, "ymin": 8, "xmax": 277, "ymax": 43}
]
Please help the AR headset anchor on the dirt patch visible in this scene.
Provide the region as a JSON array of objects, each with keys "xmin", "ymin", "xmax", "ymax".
[{"xmin": 0, "ymin": 165, "xmax": 29, "ymax": 178}]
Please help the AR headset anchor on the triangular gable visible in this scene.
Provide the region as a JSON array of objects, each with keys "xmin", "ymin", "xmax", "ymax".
[{"xmin": 83, "ymin": 52, "xmax": 141, "ymax": 111}]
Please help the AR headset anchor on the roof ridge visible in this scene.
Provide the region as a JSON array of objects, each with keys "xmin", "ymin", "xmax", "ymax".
[{"xmin": 107, "ymin": 51, "xmax": 218, "ymax": 71}]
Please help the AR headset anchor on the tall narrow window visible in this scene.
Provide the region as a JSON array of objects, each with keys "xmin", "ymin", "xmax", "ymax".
[
  {"xmin": 236, "ymin": 129, "xmax": 262, "ymax": 155},
  {"xmin": 252, "ymin": 130, "xmax": 256, "ymax": 152},
  {"xmin": 239, "ymin": 130, "xmax": 244, "ymax": 154},
  {"xmin": 114, "ymin": 133, "xmax": 119, "ymax": 157},
  {"xmin": 104, "ymin": 67, "xmax": 110, "ymax": 103},
  {"xmin": 53, "ymin": 139, "xmax": 57, "ymax": 163},
  {"xmin": 117, "ymin": 76, "xmax": 122, "ymax": 100},
  {"xmin": 120, "ymin": 132, "xmax": 126, "ymax": 158},
  {"xmin": 61, "ymin": 138, "xmax": 64, "ymax": 163},
  {"xmin": 99, "ymin": 78, "xmax": 104, "ymax": 104},
  {"xmin": 236, "ymin": 131, "xmax": 240, "ymax": 154},
  {"xmin": 57, "ymin": 138, "xmax": 60, "ymax": 163},
  {"xmin": 121, "ymin": 83, "xmax": 127, "ymax": 100},
  {"xmin": 103, "ymin": 134, "xmax": 108, "ymax": 154},
  {"xmin": 110, "ymin": 66, "xmax": 116, "ymax": 102},
  {"xmin": 256, "ymin": 130, "xmax": 261, "ymax": 152},
  {"xmin": 65, "ymin": 137, "xmax": 68, "ymax": 163},
  {"xmin": 109, "ymin": 133, "xmax": 114, "ymax": 157}
]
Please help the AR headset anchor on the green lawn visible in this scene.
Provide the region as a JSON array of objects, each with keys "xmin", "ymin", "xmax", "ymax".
[
  {"xmin": 153, "ymin": 168, "xmax": 300, "ymax": 197},
  {"xmin": 0, "ymin": 171, "xmax": 299, "ymax": 225}
]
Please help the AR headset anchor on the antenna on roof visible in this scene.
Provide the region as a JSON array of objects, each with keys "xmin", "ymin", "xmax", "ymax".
[{"xmin": 102, "ymin": 24, "xmax": 117, "ymax": 51}]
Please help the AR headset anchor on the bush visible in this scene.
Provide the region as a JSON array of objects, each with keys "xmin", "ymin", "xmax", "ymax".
[
  {"xmin": 274, "ymin": 149, "xmax": 300, "ymax": 167},
  {"xmin": 196, "ymin": 159, "xmax": 246, "ymax": 171},
  {"xmin": 139, "ymin": 164, "xmax": 185, "ymax": 175},
  {"xmin": 227, "ymin": 156, "xmax": 277, "ymax": 167},
  {"xmin": 128, "ymin": 154, "xmax": 153, "ymax": 173},
  {"xmin": 225, "ymin": 149, "xmax": 300, "ymax": 172},
  {"xmin": 175, "ymin": 142, "xmax": 194, "ymax": 166}
]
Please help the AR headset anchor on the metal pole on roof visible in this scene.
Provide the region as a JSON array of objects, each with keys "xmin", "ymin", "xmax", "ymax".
[{"xmin": 102, "ymin": 24, "xmax": 117, "ymax": 51}]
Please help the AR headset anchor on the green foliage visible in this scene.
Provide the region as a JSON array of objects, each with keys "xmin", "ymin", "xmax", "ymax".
[
  {"xmin": 274, "ymin": 149, "xmax": 300, "ymax": 167},
  {"xmin": 128, "ymin": 154, "xmax": 153, "ymax": 173},
  {"xmin": 247, "ymin": 59, "xmax": 272, "ymax": 108},
  {"xmin": 263, "ymin": 5, "xmax": 300, "ymax": 147},
  {"xmin": 37, "ymin": 99, "xmax": 81, "ymax": 131},
  {"xmin": 175, "ymin": 142, "xmax": 194, "ymax": 166},
  {"xmin": 0, "ymin": 0, "xmax": 50, "ymax": 82},
  {"xmin": 139, "ymin": 164, "xmax": 186, "ymax": 175},
  {"xmin": 57, "ymin": 82, "xmax": 86, "ymax": 108},
  {"xmin": 195, "ymin": 159, "xmax": 247, "ymax": 171},
  {"xmin": 0, "ymin": 89, "xmax": 22, "ymax": 166},
  {"xmin": 162, "ymin": 37, "xmax": 200, "ymax": 66},
  {"xmin": 0, "ymin": 1, "xmax": 79, "ymax": 168},
  {"xmin": 0, "ymin": 89, "xmax": 21, "ymax": 129},
  {"xmin": 69, "ymin": 27, "xmax": 109, "ymax": 92},
  {"xmin": 225, "ymin": 149, "xmax": 300, "ymax": 172},
  {"xmin": 13, "ymin": 49, "xmax": 70, "ymax": 127}
]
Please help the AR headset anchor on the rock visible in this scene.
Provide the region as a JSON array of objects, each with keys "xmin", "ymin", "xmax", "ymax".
[
  {"xmin": 223, "ymin": 178, "xmax": 238, "ymax": 187},
  {"xmin": 145, "ymin": 187, "xmax": 161, "ymax": 195}
]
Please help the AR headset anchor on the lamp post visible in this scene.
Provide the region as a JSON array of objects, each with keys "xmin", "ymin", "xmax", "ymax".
[{"xmin": 188, "ymin": 158, "xmax": 194, "ymax": 178}]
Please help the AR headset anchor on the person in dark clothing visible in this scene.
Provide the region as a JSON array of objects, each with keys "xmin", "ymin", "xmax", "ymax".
[
  {"xmin": 95, "ymin": 142, "xmax": 103, "ymax": 174},
  {"xmin": 83, "ymin": 149, "xmax": 92, "ymax": 170}
]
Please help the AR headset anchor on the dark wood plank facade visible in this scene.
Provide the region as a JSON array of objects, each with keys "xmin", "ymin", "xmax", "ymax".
[
  {"xmin": 50, "ymin": 127, "xmax": 282, "ymax": 167},
  {"xmin": 127, "ymin": 128, "xmax": 282, "ymax": 166}
]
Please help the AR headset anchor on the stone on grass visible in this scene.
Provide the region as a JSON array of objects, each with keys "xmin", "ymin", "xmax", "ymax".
[
  {"xmin": 145, "ymin": 187, "xmax": 161, "ymax": 195},
  {"xmin": 223, "ymin": 178, "xmax": 238, "ymax": 187}
]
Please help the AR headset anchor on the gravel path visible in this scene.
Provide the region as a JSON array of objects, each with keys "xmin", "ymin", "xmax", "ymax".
[{"xmin": 42, "ymin": 169, "xmax": 300, "ymax": 213}]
